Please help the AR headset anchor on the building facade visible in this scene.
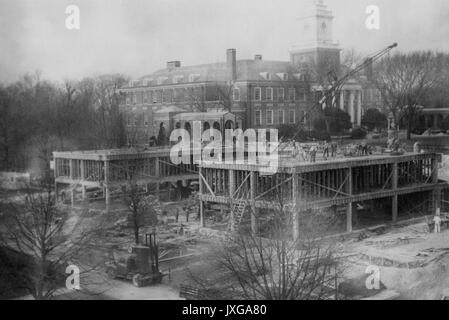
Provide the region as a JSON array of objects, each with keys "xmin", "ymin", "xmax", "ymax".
[{"xmin": 118, "ymin": 0, "xmax": 363, "ymax": 145}]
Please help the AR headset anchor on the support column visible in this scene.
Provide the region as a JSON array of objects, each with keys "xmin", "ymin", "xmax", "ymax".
[
  {"xmin": 69, "ymin": 160, "xmax": 75, "ymax": 207},
  {"xmin": 392, "ymin": 163, "xmax": 398, "ymax": 222},
  {"xmin": 357, "ymin": 91, "xmax": 362, "ymax": 126},
  {"xmin": 349, "ymin": 91, "xmax": 355, "ymax": 125},
  {"xmin": 346, "ymin": 168, "xmax": 353, "ymax": 233},
  {"xmin": 80, "ymin": 160, "xmax": 86, "ymax": 200},
  {"xmin": 104, "ymin": 161, "xmax": 110, "ymax": 207},
  {"xmin": 292, "ymin": 170, "xmax": 300, "ymax": 241},
  {"xmin": 155, "ymin": 158, "xmax": 160, "ymax": 200},
  {"xmin": 250, "ymin": 171, "xmax": 258, "ymax": 236},
  {"xmin": 199, "ymin": 166, "xmax": 205, "ymax": 227},
  {"xmin": 340, "ymin": 90, "xmax": 345, "ymax": 111},
  {"xmin": 432, "ymin": 157, "xmax": 439, "ymax": 184}
]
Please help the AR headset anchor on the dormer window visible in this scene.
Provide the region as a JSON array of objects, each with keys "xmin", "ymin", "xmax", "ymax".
[
  {"xmin": 276, "ymin": 73, "xmax": 288, "ymax": 81},
  {"xmin": 188, "ymin": 74, "xmax": 201, "ymax": 82},
  {"xmin": 157, "ymin": 77, "xmax": 168, "ymax": 85},
  {"xmin": 293, "ymin": 73, "xmax": 306, "ymax": 81},
  {"xmin": 142, "ymin": 78, "xmax": 153, "ymax": 86},
  {"xmin": 129, "ymin": 80, "xmax": 140, "ymax": 87},
  {"xmin": 259, "ymin": 72, "xmax": 271, "ymax": 81},
  {"xmin": 173, "ymin": 75, "xmax": 184, "ymax": 84}
]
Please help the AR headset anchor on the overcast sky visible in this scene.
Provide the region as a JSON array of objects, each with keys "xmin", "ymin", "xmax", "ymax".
[{"xmin": 1, "ymin": 0, "xmax": 449, "ymax": 82}]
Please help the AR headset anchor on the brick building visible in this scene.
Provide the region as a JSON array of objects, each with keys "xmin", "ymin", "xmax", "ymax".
[{"xmin": 119, "ymin": 0, "xmax": 363, "ymax": 145}]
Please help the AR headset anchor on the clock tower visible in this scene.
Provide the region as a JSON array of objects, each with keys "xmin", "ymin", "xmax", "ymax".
[{"xmin": 290, "ymin": 0, "xmax": 341, "ymax": 78}]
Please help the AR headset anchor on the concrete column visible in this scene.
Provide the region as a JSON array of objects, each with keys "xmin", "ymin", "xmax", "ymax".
[
  {"xmin": 292, "ymin": 170, "xmax": 299, "ymax": 241},
  {"xmin": 349, "ymin": 91, "xmax": 355, "ymax": 125},
  {"xmin": 357, "ymin": 91, "xmax": 362, "ymax": 126},
  {"xmin": 346, "ymin": 168, "xmax": 353, "ymax": 233},
  {"xmin": 104, "ymin": 161, "xmax": 110, "ymax": 206},
  {"xmin": 250, "ymin": 171, "xmax": 258, "ymax": 235},
  {"xmin": 229, "ymin": 170, "xmax": 235, "ymax": 197},
  {"xmin": 392, "ymin": 195, "xmax": 398, "ymax": 223},
  {"xmin": 80, "ymin": 160, "xmax": 86, "ymax": 200},
  {"xmin": 340, "ymin": 90, "xmax": 345, "ymax": 111},
  {"xmin": 155, "ymin": 158, "xmax": 160, "ymax": 200},
  {"xmin": 432, "ymin": 157, "xmax": 439, "ymax": 184},
  {"xmin": 392, "ymin": 163, "xmax": 398, "ymax": 222},
  {"xmin": 199, "ymin": 166, "xmax": 205, "ymax": 227}
]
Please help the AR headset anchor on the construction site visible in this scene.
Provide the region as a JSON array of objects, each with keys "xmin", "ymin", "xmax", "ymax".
[{"xmin": 47, "ymin": 140, "xmax": 449, "ymax": 300}]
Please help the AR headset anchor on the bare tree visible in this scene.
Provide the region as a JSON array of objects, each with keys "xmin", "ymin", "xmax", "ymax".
[
  {"xmin": 186, "ymin": 82, "xmax": 234, "ymax": 113},
  {"xmin": 0, "ymin": 186, "xmax": 106, "ymax": 299},
  {"xmin": 124, "ymin": 183, "xmax": 159, "ymax": 245},
  {"xmin": 373, "ymin": 51, "xmax": 445, "ymax": 139},
  {"xmin": 188, "ymin": 196, "xmax": 340, "ymax": 300}
]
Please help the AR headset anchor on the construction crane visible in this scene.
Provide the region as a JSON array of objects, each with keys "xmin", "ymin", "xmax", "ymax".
[
  {"xmin": 318, "ymin": 42, "xmax": 398, "ymax": 111},
  {"xmin": 273, "ymin": 43, "xmax": 398, "ymax": 154}
]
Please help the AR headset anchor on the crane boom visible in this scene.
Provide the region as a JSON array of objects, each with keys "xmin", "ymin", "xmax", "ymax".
[
  {"xmin": 319, "ymin": 43, "xmax": 398, "ymax": 107},
  {"xmin": 273, "ymin": 43, "xmax": 398, "ymax": 154}
]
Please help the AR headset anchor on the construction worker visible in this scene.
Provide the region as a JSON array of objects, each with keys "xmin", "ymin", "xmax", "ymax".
[
  {"xmin": 413, "ymin": 141, "xmax": 420, "ymax": 154},
  {"xmin": 309, "ymin": 145, "xmax": 317, "ymax": 163},
  {"xmin": 331, "ymin": 141, "xmax": 338, "ymax": 158},
  {"xmin": 323, "ymin": 142, "xmax": 330, "ymax": 160},
  {"xmin": 434, "ymin": 208, "xmax": 442, "ymax": 233}
]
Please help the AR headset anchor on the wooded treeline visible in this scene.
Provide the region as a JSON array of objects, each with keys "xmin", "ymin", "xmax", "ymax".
[{"xmin": 0, "ymin": 72, "xmax": 128, "ymax": 175}]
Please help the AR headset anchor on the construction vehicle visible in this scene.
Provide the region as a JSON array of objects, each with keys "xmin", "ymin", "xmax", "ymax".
[{"xmin": 106, "ymin": 233, "xmax": 163, "ymax": 287}]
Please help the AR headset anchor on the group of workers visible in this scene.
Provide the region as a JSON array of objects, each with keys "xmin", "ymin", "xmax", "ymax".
[{"xmin": 288, "ymin": 141, "xmax": 339, "ymax": 163}]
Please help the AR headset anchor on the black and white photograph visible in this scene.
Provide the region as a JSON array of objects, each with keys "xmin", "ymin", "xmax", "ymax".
[{"xmin": 1, "ymin": 0, "xmax": 449, "ymax": 305}]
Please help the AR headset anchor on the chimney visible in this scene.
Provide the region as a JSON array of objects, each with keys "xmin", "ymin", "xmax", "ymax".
[
  {"xmin": 167, "ymin": 61, "xmax": 181, "ymax": 70},
  {"xmin": 254, "ymin": 54, "xmax": 262, "ymax": 61},
  {"xmin": 226, "ymin": 48, "xmax": 237, "ymax": 81}
]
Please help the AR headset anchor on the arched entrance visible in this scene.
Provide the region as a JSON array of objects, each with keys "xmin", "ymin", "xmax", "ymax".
[{"xmin": 224, "ymin": 120, "xmax": 234, "ymax": 130}]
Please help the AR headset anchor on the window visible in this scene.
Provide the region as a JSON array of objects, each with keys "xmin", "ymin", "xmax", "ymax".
[
  {"xmin": 267, "ymin": 110, "xmax": 273, "ymax": 125},
  {"xmin": 127, "ymin": 115, "xmax": 131, "ymax": 126},
  {"xmin": 152, "ymin": 91, "xmax": 158, "ymax": 103},
  {"xmin": 157, "ymin": 77, "xmax": 168, "ymax": 85},
  {"xmin": 189, "ymin": 74, "xmax": 200, "ymax": 82},
  {"xmin": 289, "ymin": 110, "xmax": 295, "ymax": 124},
  {"xmin": 266, "ymin": 87, "xmax": 273, "ymax": 101},
  {"xmin": 288, "ymin": 88, "xmax": 295, "ymax": 101},
  {"xmin": 278, "ymin": 88, "xmax": 285, "ymax": 101},
  {"xmin": 233, "ymin": 88, "xmax": 240, "ymax": 101},
  {"xmin": 254, "ymin": 87, "xmax": 261, "ymax": 101},
  {"xmin": 126, "ymin": 93, "xmax": 131, "ymax": 105},
  {"xmin": 279, "ymin": 110, "xmax": 285, "ymax": 124},
  {"xmin": 134, "ymin": 115, "xmax": 138, "ymax": 126},
  {"xmin": 143, "ymin": 91, "xmax": 148, "ymax": 104},
  {"xmin": 255, "ymin": 110, "xmax": 262, "ymax": 126},
  {"xmin": 173, "ymin": 75, "xmax": 184, "ymax": 84},
  {"xmin": 132, "ymin": 92, "xmax": 137, "ymax": 104},
  {"xmin": 301, "ymin": 92, "xmax": 307, "ymax": 101},
  {"xmin": 277, "ymin": 73, "xmax": 288, "ymax": 81}
]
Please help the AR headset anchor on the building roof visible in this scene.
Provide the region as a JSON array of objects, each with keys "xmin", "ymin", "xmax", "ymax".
[{"xmin": 126, "ymin": 59, "xmax": 304, "ymax": 88}]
